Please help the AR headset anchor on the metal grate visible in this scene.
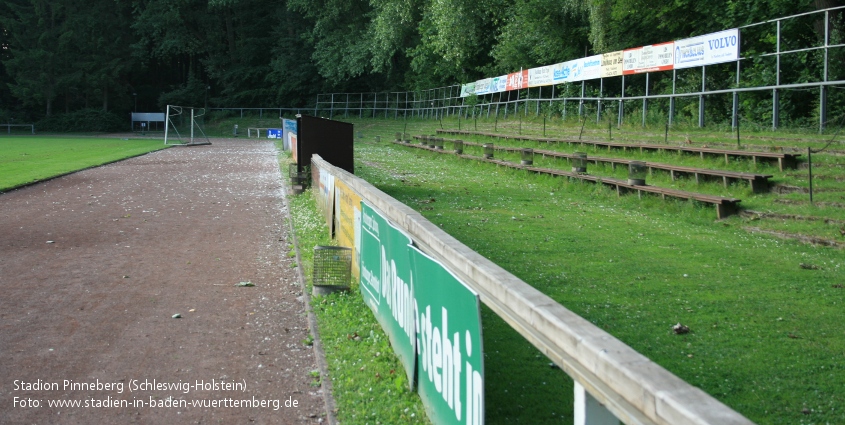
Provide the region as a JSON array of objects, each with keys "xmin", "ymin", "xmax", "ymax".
[{"xmin": 312, "ymin": 246, "xmax": 352, "ymax": 288}]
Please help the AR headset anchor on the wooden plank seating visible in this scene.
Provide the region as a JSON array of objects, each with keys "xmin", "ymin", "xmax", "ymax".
[
  {"xmin": 436, "ymin": 129, "xmax": 800, "ymax": 171},
  {"xmin": 520, "ymin": 164, "xmax": 742, "ymax": 219},
  {"xmin": 396, "ymin": 139, "xmax": 742, "ymax": 219},
  {"xmin": 415, "ymin": 136, "xmax": 774, "ymax": 193}
]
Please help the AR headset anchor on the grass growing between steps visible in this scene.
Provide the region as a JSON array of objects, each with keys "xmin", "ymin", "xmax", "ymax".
[{"xmin": 350, "ymin": 131, "xmax": 845, "ymax": 425}]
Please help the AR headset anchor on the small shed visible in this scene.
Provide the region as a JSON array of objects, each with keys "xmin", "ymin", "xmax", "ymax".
[{"xmin": 131, "ymin": 112, "xmax": 166, "ymax": 132}]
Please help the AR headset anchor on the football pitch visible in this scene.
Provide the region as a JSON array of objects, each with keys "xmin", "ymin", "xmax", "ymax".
[{"xmin": 0, "ymin": 136, "xmax": 169, "ymax": 192}]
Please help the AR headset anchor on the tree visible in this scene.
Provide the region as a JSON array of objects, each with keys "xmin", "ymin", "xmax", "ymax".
[
  {"xmin": 0, "ymin": 0, "xmax": 73, "ymax": 117},
  {"xmin": 489, "ymin": 0, "xmax": 590, "ymax": 73}
]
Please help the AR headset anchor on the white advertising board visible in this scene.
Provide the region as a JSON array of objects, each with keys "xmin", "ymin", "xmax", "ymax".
[
  {"xmin": 552, "ymin": 60, "xmax": 579, "ymax": 84},
  {"xmin": 492, "ymin": 75, "xmax": 508, "ymax": 93},
  {"xmin": 475, "ymin": 78, "xmax": 493, "ymax": 95},
  {"xmin": 578, "ymin": 55, "xmax": 603, "ymax": 81},
  {"xmin": 528, "ymin": 65, "xmax": 554, "ymax": 87},
  {"xmin": 601, "ymin": 51, "xmax": 624, "ymax": 77},
  {"xmin": 674, "ymin": 28, "xmax": 740, "ymax": 69},
  {"xmin": 624, "ymin": 42, "xmax": 674, "ymax": 74}
]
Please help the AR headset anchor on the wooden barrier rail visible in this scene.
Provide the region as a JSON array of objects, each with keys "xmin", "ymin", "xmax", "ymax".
[
  {"xmin": 436, "ymin": 129, "xmax": 801, "ymax": 171},
  {"xmin": 417, "ymin": 136, "xmax": 774, "ymax": 193},
  {"xmin": 312, "ymin": 154, "xmax": 754, "ymax": 425}
]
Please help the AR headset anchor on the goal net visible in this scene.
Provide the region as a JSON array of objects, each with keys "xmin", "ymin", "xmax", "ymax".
[{"xmin": 163, "ymin": 105, "xmax": 212, "ymax": 146}]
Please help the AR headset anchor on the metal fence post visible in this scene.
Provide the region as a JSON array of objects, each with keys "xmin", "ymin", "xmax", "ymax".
[
  {"xmin": 642, "ymin": 73, "xmax": 649, "ymax": 128},
  {"xmin": 732, "ymin": 60, "xmax": 740, "ymax": 130},
  {"xmin": 537, "ymin": 86, "xmax": 542, "ymax": 116},
  {"xmin": 820, "ymin": 10, "xmax": 829, "ymax": 133},
  {"xmin": 773, "ymin": 20, "xmax": 781, "ymax": 130},
  {"xmin": 618, "ymin": 75, "xmax": 625, "ymax": 127},
  {"xmin": 597, "ymin": 79, "xmax": 603, "ymax": 123},
  {"xmin": 669, "ymin": 70, "xmax": 676, "ymax": 127},
  {"xmin": 579, "ymin": 81, "xmax": 585, "ymax": 117},
  {"xmin": 699, "ymin": 67, "xmax": 706, "ymax": 128}
]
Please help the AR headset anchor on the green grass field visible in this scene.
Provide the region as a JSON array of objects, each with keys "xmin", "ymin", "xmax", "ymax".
[
  {"xmin": 334, "ymin": 116, "xmax": 843, "ymax": 425},
  {"xmin": 0, "ymin": 136, "xmax": 169, "ymax": 192},
  {"xmin": 10, "ymin": 124, "xmax": 843, "ymax": 424},
  {"xmin": 267, "ymin": 115, "xmax": 845, "ymax": 424}
]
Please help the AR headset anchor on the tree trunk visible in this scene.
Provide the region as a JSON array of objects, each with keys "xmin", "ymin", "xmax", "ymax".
[
  {"xmin": 814, "ymin": 0, "xmax": 843, "ymax": 40},
  {"xmin": 46, "ymin": 98, "xmax": 52, "ymax": 117},
  {"xmin": 103, "ymin": 85, "xmax": 108, "ymax": 112},
  {"xmin": 226, "ymin": 10, "xmax": 236, "ymax": 62}
]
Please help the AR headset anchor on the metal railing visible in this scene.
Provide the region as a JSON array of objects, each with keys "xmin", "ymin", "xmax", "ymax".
[{"xmin": 308, "ymin": 6, "xmax": 845, "ymax": 134}]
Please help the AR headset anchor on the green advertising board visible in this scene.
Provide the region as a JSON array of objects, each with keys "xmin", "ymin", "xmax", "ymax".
[
  {"xmin": 359, "ymin": 201, "xmax": 417, "ymax": 387},
  {"xmin": 359, "ymin": 200, "xmax": 485, "ymax": 424},
  {"xmin": 411, "ymin": 246, "xmax": 484, "ymax": 425}
]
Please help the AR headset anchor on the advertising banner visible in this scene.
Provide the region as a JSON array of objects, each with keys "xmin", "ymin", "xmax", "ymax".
[
  {"xmin": 552, "ymin": 59, "xmax": 579, "ymax": 84},
  {"xmin": 411, "ymin": 246, "xmax": 484, "ymax": 425},
  {"xmin": 359, "ymin": 202, "xmax": 417, "ymax": 386},
  {"xmin": 528, "ymin": 65, "xmax": 554, "ymax": 87},
  {"xmin": 460, "ymin": 83, "xmax": 476, "ymax": 97},
  {"xmin": 623, "ymin": 42, "xmax": 674, "ymax": 74},
  {"xmin": 290, "ymin": 134, "xmax": 298, "ymax": 164},
  {"xmin": 282, "ymin": 119, "xmax": 297, "ymax": 151},
  {"xmin": 474, "ymin": 78, "xmax": 493, "ymax": 95},
  {"xmin": 578, "ymin": 55, "xmax": 603, "ymax": 81},
  {"xmin": 492, "ymin": 75, "xmax": 508, "ymax": 93},
  {"xmin": 333, "ymin": 179, "xmax": 362, "ymax": 280},
  {"xmin": 601, "ymin": 51, "xmax": 624, "ymax": 77},
  {"xmin": 674, "ymin": 28, "xmax": 740, "ymax": 69},
  {"xmin": 317, "ymin": 171, "xmax": 335, "ymax": 233},
  {"xmin": 505, "ymin": 70, "xmax": 528, "ymax": 91},
  {"xmin": 267, "ymin": 129, "xmax": 283, "ymax": 139}
]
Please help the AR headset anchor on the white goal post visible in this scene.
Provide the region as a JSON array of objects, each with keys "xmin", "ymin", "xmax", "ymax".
[
  {"xmin": 1, "ymin": 123, "xmax": 35, "ymax": 135},
  {"xmin": 163, "ymin": 105, "xmax": 212, "ymax": 146}
]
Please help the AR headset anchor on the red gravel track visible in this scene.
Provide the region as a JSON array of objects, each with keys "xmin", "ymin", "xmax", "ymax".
[{"xmin": 0, "ymin": 139, "xmax": 327, "ymax": 424}]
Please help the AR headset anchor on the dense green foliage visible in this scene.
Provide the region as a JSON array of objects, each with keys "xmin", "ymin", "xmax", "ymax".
[
  {"xmin": 37, "ymin": 109, "xmax": 127, "ymax": 132},
  {"xmin": 0, "ymin": 0, "xmax": 843, "ymax": 127}
]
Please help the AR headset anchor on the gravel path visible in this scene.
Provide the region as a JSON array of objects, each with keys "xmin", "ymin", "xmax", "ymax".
[{"xmin": 0, "ymin": 139, "xmax": 327, "ymax": 424}]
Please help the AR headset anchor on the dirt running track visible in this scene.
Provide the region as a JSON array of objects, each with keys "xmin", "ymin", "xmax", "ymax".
[{"xmin": 0, "ymin": 139, "xmax": 327, "ymax": 424}]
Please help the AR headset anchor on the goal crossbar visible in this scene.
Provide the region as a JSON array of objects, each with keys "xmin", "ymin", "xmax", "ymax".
[{"xmin": 164, "ymin": 105, "xmax": 212, "ymax": 146}]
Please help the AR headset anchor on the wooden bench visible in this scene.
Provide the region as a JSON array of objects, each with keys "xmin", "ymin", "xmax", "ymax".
[
  {"xmin": 436, "ymin": 129, "xmax": 800, "ymax": 171},
  {"xmin": 483, "ymin": 159, "xmax": 741, "ymax": 219},
  {"xmin": 397, "ymin": 139, "xmax": 742, "ymax": 219},
  {"xmin": 425, "ymin": 136, "xmax": 774, "ymax": 193}
]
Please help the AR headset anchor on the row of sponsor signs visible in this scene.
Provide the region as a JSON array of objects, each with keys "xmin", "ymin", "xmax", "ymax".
[
  {"xmin": 316, "ymin": 164, "xmax": 485, "ymax": 425},
  {"xmin": 460, "ymin": 28, "xmax": 739, "ymax": 96},
  {"xmin": 268, "ymin": 118, "xmax": 298, "ymax": 153}
]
